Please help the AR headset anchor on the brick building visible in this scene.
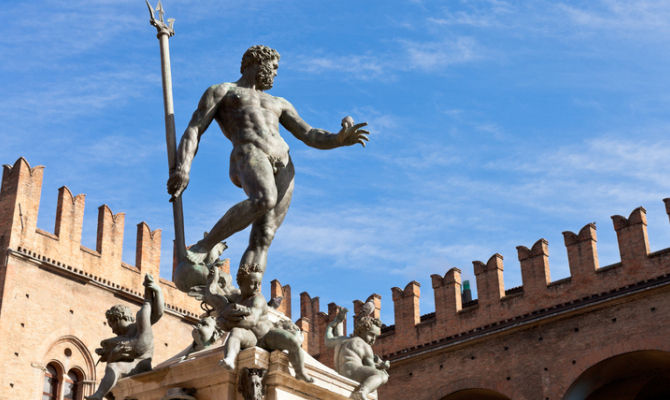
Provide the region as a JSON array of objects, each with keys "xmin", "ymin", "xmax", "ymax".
[
  {"xmin": 1, "ymin": 156, "xmax": 669, "ymax": 399},
  {"xmin": 0, "ymin": 158, "xmax": 205, "ymax": 399},
  {"xmin": 367, "ymin": 212, "xmax": 670, "ymax": 399}
]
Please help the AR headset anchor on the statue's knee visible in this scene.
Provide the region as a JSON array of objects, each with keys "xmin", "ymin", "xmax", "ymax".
[{"xmin": 250, "ymin": 194, "xmax": 277, "ymax": 214}]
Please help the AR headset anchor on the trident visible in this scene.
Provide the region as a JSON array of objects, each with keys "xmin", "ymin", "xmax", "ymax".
[{"xmin": 146, "ymin": 1, "xmax": 186, "ymax": 263}]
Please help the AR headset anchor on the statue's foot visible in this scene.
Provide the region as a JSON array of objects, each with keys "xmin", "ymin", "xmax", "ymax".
[
  {"xmin": 84, "ymin": 396, "xmax": 102, "ymax": 400},
  {"xmin": 295, "ymin": 371, "xmax": 314, "ymax": 383},
  {"xmin": 186, "ymin": 241, "xmax": 227, "ymax": 266},
  {"xmin": 219, "ymin": 357, "xmax": 235, "ymax": 370},
  {"xmin": 185, "ymin": 243, "xmax": 209, "ymax": 264},
  {"xmin": 205, "ymin": 241, "xmax": 228, "ymax": 266}
]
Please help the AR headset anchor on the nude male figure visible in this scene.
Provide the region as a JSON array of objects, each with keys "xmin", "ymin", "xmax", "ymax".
[{"xmin": 167, "ymin": 45, "xmax": 368, "ymax": 284}]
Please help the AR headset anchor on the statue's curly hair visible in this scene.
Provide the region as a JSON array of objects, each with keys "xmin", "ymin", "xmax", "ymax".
[
  {"xmin": 354, "ymin": 315, "xmax": 382, "ymax": 338},
  {"xmin": 240, "ymin": 45, "xmax": 280, "ymax": 74},
  {"xmin": 105, "ymin": 304, "xmax": 134, "ymax": 322},
  {"xmin": 237, "ymin": 263, "xmax": 264, "ymax": 282}
]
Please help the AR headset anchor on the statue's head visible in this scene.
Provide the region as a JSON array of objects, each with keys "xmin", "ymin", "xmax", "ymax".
[
  {"xmin": 354, "ymin": 315, "xmax": 382, "ymax": 345},
  {"xmin": 238, "ymin": 367, "xmax": 265, "ymax": 400},
  {"xmin": 240, "ymin": 45, "xmax": 280, "ymax": 91},
  {"xmin": 192, "ymin": 316, "xmax": 221, "ymax": 350},
  {"xmin": 105, "ymin": 304, "xmax": 134, "ymax": 335},
  {"xmin": 237, "ymin": 264, "xmax": 264, "ymax": 297}
]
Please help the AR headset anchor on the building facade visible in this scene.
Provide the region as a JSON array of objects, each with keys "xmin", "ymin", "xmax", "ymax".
[
  {"xmin": 0, "ymin": 158, "xmax": 203, "ymax": 399},
  {"xmin": 1, "ymin": 156, "xmax": 669, "ymax": 399}
]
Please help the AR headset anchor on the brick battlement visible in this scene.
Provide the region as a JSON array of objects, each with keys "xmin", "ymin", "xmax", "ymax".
[
  {"xmin": 287, "ymin": 200, "xmax": 670, "ymax": 363},
  {"xmin": 5, "ymin": 157, "xmax": 670, "ymax": 369},
  {"xmin": 0, "ymin": 157, "xmax": 204, "ymax": 317},
  {"xmin": 366, "ymin": 202, "xmax": 670, "ymax": 358}
]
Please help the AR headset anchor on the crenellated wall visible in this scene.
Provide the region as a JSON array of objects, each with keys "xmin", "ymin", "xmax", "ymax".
[
  {"xmin": 4, "ymin": 155, "xmax": 670, "ymax": 398},
  {"xmin": 294, "ymin": 291, "xmax": 341, "ymax": 365},
  {"xmin": 0, "ymin": 157, "xmax": 203, "ymax": 318},
  {"xmin": 368, "ymin": 203, "xmax": 670, "ymax": 359},
  {"xmin": 271, "ymin": 279, "xmax": 292, "ymax": 319}
]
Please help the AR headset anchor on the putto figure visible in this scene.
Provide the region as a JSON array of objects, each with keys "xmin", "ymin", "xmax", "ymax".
[
  {"xmin": 216, "ymin": 263, "xmax": 313, "ymax": 382},
  {"xmin": 167, "ymin": 45, "xmax": 369, "ymax": 291},
  {"xmin": 325, "ymin": 304, "xmax": 389, "ymax": 400},
  {"xmin": 86, "ymin": 274, "xmax": 164, "ymax": 400}
]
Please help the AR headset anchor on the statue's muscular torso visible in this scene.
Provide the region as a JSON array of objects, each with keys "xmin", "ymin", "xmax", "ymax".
[{"xmin": 212, "ymin": 83, "xmax": 291, "ymax": 186}]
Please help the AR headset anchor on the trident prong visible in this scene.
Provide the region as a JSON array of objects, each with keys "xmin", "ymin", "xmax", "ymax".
[
  {"xmin": 155, "ymin": 0, "xmax": 165, "ymax": 23},
  {"xmin": 145, "ymin": 0, "xmax": 156, "ymax": 23},
  {"xmin": 146, "ymin": 0, "xmax": 174, "ymax": 37}
]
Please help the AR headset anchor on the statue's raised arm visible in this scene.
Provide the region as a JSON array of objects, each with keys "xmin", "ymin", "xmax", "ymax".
[
  {"xmin": 324, "ymin": 301, "xmax": 390, "ymax": 400},
  {"xmin": 138, "ymin": 273, "xmax": 164, "ymax": 330},
  {"xmin": 86, "ymin": 274, "xmax": 163, "ymax": 400},
  {"xmin": 325, "ymin": 306, "xmax": 349, "ymax": 346}
]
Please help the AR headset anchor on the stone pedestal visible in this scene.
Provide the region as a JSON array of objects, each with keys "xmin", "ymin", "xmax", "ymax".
[{"xmin": 111, "ymin": 345, "xmax": 374, "ymax": 400}]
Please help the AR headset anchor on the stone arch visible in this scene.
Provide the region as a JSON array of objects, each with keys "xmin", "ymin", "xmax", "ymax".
[
  {"xmin": 43, "ymin": 335, "xmax": 96, "ymax": 383},
  {"xmin": 431, "ymin": 375, "xmax": 514, "ymax": 400},
  {"xmin": 441, "ymin": 388, "xmax": 512, "ymax": 400},
  {"xmin": 562, "ymin": 350, "xmax": 670, "ymax": 400}
]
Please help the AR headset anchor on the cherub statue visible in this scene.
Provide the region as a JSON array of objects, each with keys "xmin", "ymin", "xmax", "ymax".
[
  {"xmin": 191, "ymin": 315, "xmax": 224, "ymax": 353},
  {"xmin": 325, "ymin": 303, "xmax": 389, "ymax": 400},
  {"xmin": 86, "ymin": 274, "xmax": 164, "ymax": 400},
  {"xmin": 193, "ymin": 263, "xmax": 312, "ymax": 382}
]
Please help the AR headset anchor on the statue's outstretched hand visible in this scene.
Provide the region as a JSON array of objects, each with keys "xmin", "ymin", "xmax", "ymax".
[
  {"xmin": 337, "ymin": 116, "xmax": 369, "ymax": 147},
  {"xmin": 167, "ymin": 168, "xmax": 189, "ymax": 200}
]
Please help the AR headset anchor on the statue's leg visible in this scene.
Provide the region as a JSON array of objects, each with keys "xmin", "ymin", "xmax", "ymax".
[
  {"xmin": 85, "ymin": 362, "xmax": 133, "ymax": 400},
  {"xmin": 263, "ymin": 328, "xmax": 313, "ymax": 382},
  {"xmin": 220, "ymin": 328, "xmax": 257, "ymax": 370},
  {"xmin": 188, "ymin": 148, "xmax": 278, "ymax": 264},
  {"xmin": 351, "ymin": 366, "xmax": 387, "ymax": 399},
  {"xmin": 239, "ymin": 159, "xmax": 295, "ymax": 274}
]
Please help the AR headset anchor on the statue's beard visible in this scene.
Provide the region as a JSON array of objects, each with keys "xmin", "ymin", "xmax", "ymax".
[{"xmin": 256, "ymin": 64, "xmax": 274, "ymax": 90}]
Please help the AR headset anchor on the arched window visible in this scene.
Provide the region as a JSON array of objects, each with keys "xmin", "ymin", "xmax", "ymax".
[
  {"xmin": 63, "ymin": 369, "xmax": 82, "ymax": 400},
  {"xmin": 42, "ymin": 363, "xmax": 59, "ymax": 400}
]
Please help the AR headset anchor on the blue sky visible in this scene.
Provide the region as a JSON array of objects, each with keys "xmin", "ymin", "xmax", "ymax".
[{"xmin": 3, "ymin": 0, "xmax": 670, "ymax": 325}]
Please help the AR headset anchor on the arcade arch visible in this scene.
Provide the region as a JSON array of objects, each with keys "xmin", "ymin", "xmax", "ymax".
[
  {"xmin": 563, "ymin": 350, "xmax": 670, "ymax": 400},
  {"xmin": 441, "ymin": 388, "xmax": 512, "ymax": 400}
]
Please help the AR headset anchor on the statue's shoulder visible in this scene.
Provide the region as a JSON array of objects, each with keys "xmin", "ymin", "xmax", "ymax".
[
  {"xmin": 271, "ymin": 95, "xmax": 293, "ymax": 110},
  {"xmin": 204, "ymin": 82, "xmax": 234, "ymax": 98},
  {"xmin": 252, "ymin": 292, "xmax": 268, "ymax": 306},
  {"xmin": 350, "ymin": 336, "xmax": 371, "ymax": 350}
]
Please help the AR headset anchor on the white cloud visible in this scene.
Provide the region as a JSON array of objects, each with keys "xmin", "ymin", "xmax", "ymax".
[
  {"xmin": 287, "ymin": 54, "xmax": 385, "ymax": 80},
  {"xmin": 402, "ymin": 37, "xmax": 482, "ymax": 71},
  {"xmin": 286, "ymin": 36, "xmax": 484, "ymax": 79},
  {"xmin": 557, "ymin": 1, "xmax": 670, "ymax": 35}
]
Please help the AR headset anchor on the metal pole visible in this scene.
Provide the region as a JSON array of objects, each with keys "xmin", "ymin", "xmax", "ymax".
[{"xmin": 146, "ymin": 1, "xmax": 186, "ymax": 262}]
